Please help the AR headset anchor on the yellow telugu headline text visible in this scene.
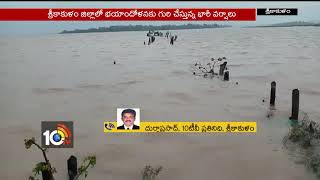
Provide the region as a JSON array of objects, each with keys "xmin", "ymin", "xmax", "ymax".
[{"xmin": 104, "ymin": 122, "xmax": 256, "ymax": 133}]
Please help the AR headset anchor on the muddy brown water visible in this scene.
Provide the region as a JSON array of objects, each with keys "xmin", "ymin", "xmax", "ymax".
[{"xmin": 0, "ymin": 27, "xmax": 320, "ymax": 179}]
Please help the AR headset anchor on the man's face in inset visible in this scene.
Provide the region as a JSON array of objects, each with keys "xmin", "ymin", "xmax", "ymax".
[{"xmin": 122, "ymin": 113, "xmax": 135, "ymax": 127}]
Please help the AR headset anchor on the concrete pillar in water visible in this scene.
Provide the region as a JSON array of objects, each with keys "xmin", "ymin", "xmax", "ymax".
[
  {"xmin": 290, "ymin": 89, "xmax": 299, "ymax": 120},
  {"xmin": 270, "ymin": 81, "xmax": 276, "ymax": 106}
]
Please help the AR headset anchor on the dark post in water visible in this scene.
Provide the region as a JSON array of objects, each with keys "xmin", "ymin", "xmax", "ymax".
[
  {"xmin": 270, "ymin": 81, "xmax": 276, "ymax": 106},
  {"xmin": 219, "ymin": 62, "xmax": 227, "ymax": 76},
  {"xmin": 290, "ymin": 89, "xmax": 299, "ymax": 120},
  {"xmin": 68, "ymin": 155, "xmax": 78, "ymax": 180},
  {"xmin": 224, "ymin": 71, "xmax": 229, "ymax": 81}
]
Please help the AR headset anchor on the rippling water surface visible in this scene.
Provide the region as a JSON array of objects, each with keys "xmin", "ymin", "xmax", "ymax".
[{"xmin": 0, "ymin": 27, "xmax": 320, "ymax": 179}]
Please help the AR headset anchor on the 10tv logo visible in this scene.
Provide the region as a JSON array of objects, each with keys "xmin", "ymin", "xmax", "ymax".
[{"xmin": 41, "ymin": 121, "xmax": 73, "ymax": 148}]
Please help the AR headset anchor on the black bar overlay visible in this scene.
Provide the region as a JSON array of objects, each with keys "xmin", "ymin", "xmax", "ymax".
[{"xmin": 257, "ymin": 8, "xmax": 298, "ymax": 16}]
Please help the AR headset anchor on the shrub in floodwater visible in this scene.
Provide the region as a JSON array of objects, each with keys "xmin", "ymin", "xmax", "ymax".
[
  {"xmin": 306, "ymin": 153, "xmax": 320, "ymax": 178},
  {"xmin": 283, "ymin": 113, "xmax": 320, "ymax": 148},
  {"xmin": 142, "ymin": 165, "xmax": 163, "ymax": 180},
  {"xmin": 283, "ymin": 113, "xmax": 320, "ymax": 179},
  {"xmin": 24, "ymin": 137, "xmax": 96, "ymax": 180},
  {"xmin": 191, "ymin": 57, "xmax": 227, "ymax": 78}
]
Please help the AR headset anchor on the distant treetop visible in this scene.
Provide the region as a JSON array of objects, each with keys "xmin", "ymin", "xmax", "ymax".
[{"xmin": 60, "ymin": 24, "xmax": 231, "ymax": 34}]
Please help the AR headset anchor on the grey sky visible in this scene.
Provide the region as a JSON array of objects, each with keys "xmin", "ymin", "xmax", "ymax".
[{"xmin": 0, "ymin": 1, "xmax": 319, "ymax": 36}]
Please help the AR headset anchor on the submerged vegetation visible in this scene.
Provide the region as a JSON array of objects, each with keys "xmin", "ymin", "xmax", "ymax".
[
  {"xmin": 24, "ymin": 137, "xmax": 56, "ymax": 180},
  {"xmin": 191, "ymin": 57, "xmax": 228, "ymax": 80},
  {"xmin": 283, "ymin": 113, "xmax": 320, "ymax": 148},
  {"xmin": 306, "ymin": 153, "xmax": 320, "ymax": 178},
  {"xmin": 24, "ymin": 137, "xmax": 163, "ymax": 180},
  {"xmin": 24, "ymin": 137, "xmax": 96, "ymax": 180},
  {"xmin": 142, "ymin": 165, "xmax": 163, "ymax": 180},
  {"xmin": 283, "ymin": 113, "xmax": 320, "ymax": 178}
]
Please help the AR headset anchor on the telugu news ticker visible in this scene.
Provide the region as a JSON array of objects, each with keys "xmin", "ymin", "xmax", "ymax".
[
  {"xmin": 0, "ymin": 8, "xmax": 256, "ymax": 21},
  {"xmin": 104, "ymin": 122, "xmax": 257, "ymax": 133}
]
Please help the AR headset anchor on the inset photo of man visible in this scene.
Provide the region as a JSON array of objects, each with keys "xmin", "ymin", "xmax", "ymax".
[{"xmin": 117, "ymin": 108, "xmax": 140, "ymax": 130}]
